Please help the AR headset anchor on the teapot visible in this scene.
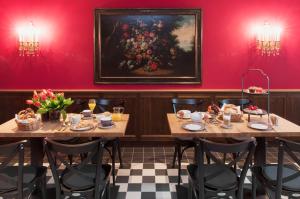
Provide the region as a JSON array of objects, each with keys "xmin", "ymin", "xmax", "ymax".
[{"xmin": 191, "ymin": 111, "xmax": 204, "ymax": 123}]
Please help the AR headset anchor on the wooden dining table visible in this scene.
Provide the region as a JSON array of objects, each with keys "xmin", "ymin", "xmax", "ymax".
[
  {"xmin": 167, "ymin": 113, "xmax": 300, "ymax": 166},
  {"xmin": 0, "ymin": 114, "xmax": 129, "ymax": 166}
]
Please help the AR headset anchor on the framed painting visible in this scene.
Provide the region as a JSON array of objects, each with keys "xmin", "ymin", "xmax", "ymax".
[{"xmin": 94, "ymin": 9, "xmax": 202, "ymax": 84}]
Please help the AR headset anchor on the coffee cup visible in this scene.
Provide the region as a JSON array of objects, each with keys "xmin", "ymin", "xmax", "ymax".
[
  {"xmin": 191, "ymin": 111, "xmax": 204, "ymax": 123},
  {"xmin": 100, "ymin": 116, "xmax": 113, "ymax": 127},
  {"xmin": 69, "ymin": 114, "xmax": 81, "ymax": 126},
  {"xmin": 82, "ymin": 110, "xmax": 92, "ymax": 117},
  {"xmin": 95, "ymin": 114, "xmax": 105, "ymax": 123}
]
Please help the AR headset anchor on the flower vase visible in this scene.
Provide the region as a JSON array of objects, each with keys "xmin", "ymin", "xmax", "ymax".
[
  {"xmin": 41, "ymin": 113, "xmax": 50, "ymax": 122},
  {"xmin": 49, "ymin": 110, "xmax": 61, "ymax": 122}
]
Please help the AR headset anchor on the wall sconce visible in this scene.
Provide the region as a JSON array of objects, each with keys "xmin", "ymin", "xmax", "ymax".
[
  {"xmin": 17, "ymin": 22, "xmax": 39, "ymax": 56},
  {"xmin": 255, "ymin": 22, "xmax": 282, "ymax": 56}
]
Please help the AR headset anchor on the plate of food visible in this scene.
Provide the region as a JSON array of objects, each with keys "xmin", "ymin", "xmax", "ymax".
[
  {"xmin": 248, "ymin": 121, "xmax": 270, "ymax": 130},
  {"xmin": 182, "ymin": 122, "xmax": 205, "ymax": 132},
  {"xmin": 70, "ymin": 122, "xmax": 94, "ymax": 131},
  {"xmin": 176, "ymin": 110, "xmax": 191, "ymax": 119},
  {"xmin": 243, "ymin": 105, "xmax": 267, "ymax": 115},
  {"xmin": 244, "ymin": 86, "xmax": 268, "ymax": 95}
]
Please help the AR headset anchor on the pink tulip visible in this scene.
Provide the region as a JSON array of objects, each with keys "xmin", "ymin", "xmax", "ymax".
[
  {"xmin": 42, "ymin": 89, "xmax": 47, "ymax": 95},
  {"xmin": 40, "ymin": 93, "xmax": 47, "ymax": 101},
  {"xmin": 47, "ymin": 89, "xmax": 53, "ymax": 96},
  {"xmin": 34, "ymin": 101, "xmax": 41, "ymax": 107},
  {"xmin": 33, "ymin": 94, "xmax": 39, "ymax": 100},
  {"xmin": 33, "ymin": 90, "xmax": 38, "ymax": 96},
  {"xmin": 26, "ymin": 100, "xmax": 33, "ymax": 105},
  {"xmin": 57, "ymin": 92, "xmax": 64, "ymax": 97}
]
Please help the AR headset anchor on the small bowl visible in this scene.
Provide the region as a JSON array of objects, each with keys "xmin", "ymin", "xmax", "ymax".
[
  {"xmin": 100, "ymin": 116, "xmax": 113, "ymax": 127},
  {"xmin": 82, "ymin": 110, "xmax": 92, "ymax": 117}
]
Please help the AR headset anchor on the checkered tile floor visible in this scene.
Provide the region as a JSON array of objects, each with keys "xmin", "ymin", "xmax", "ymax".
[
  {"xmin": 42, "ymin": 162, "xmax": 253, "ymax": 199},
  {"xmin": 114, "ymin": 163, "xmax": 187, "ymax": 199}
]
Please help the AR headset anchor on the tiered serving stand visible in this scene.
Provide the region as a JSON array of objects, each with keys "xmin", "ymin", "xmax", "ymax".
[{"xmin": 241, "ymin": 68, "xmax": 271, "ymax": 127}]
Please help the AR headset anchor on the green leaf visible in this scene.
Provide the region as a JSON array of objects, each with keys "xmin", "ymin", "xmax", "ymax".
[
  {"xmin": 61, "ymin": 109, "xmax": 67, "ymax": 121},
  {"xmin": 37, "ymin": 108, "xmax": 48, "ymax": 114}
]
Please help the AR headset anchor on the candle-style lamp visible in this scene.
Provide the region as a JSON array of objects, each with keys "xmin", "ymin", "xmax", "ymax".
[
  {"xmin": 17, "ymin": 22, "xmax": 39, "ymax": 56},
  {"xmin": 255, "ymin": 22, "xmax": 282, "ymax": 56}
]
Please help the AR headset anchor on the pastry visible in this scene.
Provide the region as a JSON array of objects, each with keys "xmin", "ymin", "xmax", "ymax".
[
  {"xmin": 223, "ymin": 104, "xmax": 241, "ymax": 114},
  {"xmin": 248, "ymin": 86, "xmax": 264, "ymax": 94},
  {"xmin": 18, "ymin": 108, "xmax": 36, "ymax": 120}
]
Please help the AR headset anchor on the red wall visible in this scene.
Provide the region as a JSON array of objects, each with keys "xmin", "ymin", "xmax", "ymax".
[{"xmin": 0, "ymin": 0, "xmax": 300, "ymax": 90}]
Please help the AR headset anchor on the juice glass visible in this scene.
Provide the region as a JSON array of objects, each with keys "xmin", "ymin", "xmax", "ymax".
[{"xmin": 112, "ymin": 107, "xmax": 124, "ymax": 121}]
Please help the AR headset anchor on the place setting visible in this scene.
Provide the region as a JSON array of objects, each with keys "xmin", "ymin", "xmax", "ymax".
[{"xmin": 176, "ymin": 110, "xmax": 207, "ymax": 132}]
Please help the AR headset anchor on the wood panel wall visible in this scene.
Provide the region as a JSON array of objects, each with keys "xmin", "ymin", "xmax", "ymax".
[{"xmin": 0, "ymin": 90, "xmax": 299, "ymax": 145}]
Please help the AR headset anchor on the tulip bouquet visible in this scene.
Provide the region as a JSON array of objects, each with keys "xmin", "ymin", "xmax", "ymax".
[{"xmin": 26, "ymin": 89, "xmax": 73, "ymax": 121}]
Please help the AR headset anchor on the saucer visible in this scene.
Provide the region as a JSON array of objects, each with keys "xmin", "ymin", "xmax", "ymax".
[
  {"xmin": 70, "ymin": 124, "xmax": 94, "ymax": 131},
  {"xmin": 81, "ymin": 114, "xmax": 95, "ymax": 120},
  {"xmin": 98, "ymin": 122, "xmax": 115, "ymax": 129},
  {"xmin": 182, "ymin": 122, "xmax": 205, "ymax": 132}
]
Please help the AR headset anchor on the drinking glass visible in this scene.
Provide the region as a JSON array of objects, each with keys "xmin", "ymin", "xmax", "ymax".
[
  {"xmin": 88, "ymin": 99, "xmax": 96, "ymax": 113},
  {"xmin": 223, "ymin": 112, "xmax": 231, "ymax": 128},
  {"xmin": 112, "ymin": 106, "xmax": 125, "ymax": 121}
]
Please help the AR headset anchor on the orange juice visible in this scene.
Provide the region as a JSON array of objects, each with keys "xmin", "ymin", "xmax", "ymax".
[
  {"xmin": 112, "ymin": 113, "xmax": 122, "ymax": 121},
  {"xmin": 88, "ymin": 103, "xmax": 96, "ymax": 111}
]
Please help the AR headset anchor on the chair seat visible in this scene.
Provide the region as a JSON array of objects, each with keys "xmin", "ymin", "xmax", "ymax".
[
  {"xmin": 260, "ymin": 165, "xmax": 300, "ymax": 192},
  {"xmin": 187, "ymin": 164, "xmax": 238, "ymax": 190},
  {"xmin": 0, "ymin": 166, "xmax": 46, "ymax": 192},
  {"xmin": 61, "ymin": 164, "xmax": 111, "ymax": 191}
]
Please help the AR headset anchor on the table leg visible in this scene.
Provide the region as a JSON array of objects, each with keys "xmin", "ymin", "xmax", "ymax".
[
  {"xmin": 254, "ymin": 137, "xmax": 266, "ymax": 166},
  {"xmin": 30, "ymin": 138, "xmax": 44, "ymax": 167},
  {"xmin": 254, "ymin": 137, "xmax": 267, "ymax": 196}
]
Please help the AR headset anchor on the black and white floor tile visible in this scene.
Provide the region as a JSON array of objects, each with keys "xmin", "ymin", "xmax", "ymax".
[{"xmin": 43, "ymin": 162, "xmax": 253, "ymax": 199}]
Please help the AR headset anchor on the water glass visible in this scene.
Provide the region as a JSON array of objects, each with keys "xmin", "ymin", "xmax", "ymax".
[{"xmin": 223, "ymin": 112, "xmax": 231, "ymax": 127}]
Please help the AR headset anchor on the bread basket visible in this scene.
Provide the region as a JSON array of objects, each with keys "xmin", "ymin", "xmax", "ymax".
[
  {"xmin": 15, "ymin": 116, "xmax": 41, "ymax": 131},
  {"xmin": 219, "ymin": 113, "xmax": 243, "ymax": 122},
  {"xmin": 219, "ymin": 104, "xmax": 243, "ymax": 122}
]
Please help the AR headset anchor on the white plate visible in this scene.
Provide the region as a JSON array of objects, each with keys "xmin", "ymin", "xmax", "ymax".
[
  {"xmin": 98, "ymin": 122, "xmax": 115, "ymax": 129},
  {"xmin": 182, "ymin": 123, "xmax": 205, "ymax": 131},
  {"xmin": 248, "ymin": 122, "xmax": 269, "ymax": 130},
  {"xmin": 70, "ymin": 124, "xmax": 94, "ymax": 131},
  {"xmin": 176, "ymin": 110, "xmax": 191, "ymax": 119}
]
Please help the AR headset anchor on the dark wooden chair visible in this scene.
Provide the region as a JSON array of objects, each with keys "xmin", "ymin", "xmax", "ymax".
[
  {"xmin": 0, "ymin": 140, "xmax": 47, "ymax": 199},
  {"xmin": 44, "ymin": 138, "xmax": 111, "ymax": 199},
  {"xmin": 171, "ymin": 98, "xmax": 204, "ymax": 185},
  {"xmin": 96, "ymin": 98, "xmax": 125, "ymax": 185},
  {"xmin": 187, "ymin": 138, "xmax": 256, "ymax": 199},
  {"xmin": 252, "ymin": 138, "xmax": 300, "ymax": 199}
]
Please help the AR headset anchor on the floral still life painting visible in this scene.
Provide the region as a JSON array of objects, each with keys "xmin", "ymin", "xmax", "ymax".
[{"xmin": 94, "ymin": 9, "xmax": 202, "ymax": 84}]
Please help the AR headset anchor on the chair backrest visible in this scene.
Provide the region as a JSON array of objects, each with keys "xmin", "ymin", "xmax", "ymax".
[
  {"xmin": 275, "ymin": 138, "xmax": 300, "ymax": 198},
  {"xmin": 194, "ymin": 138, "xmax": 256, "ymax": 198},
  {"xmin": 171, "ymin": 98, "xmax": 204, "ymax": 113},
  {"xmin": 96, "ymin": 98, "xmax": 125, "ymax": 113},
  {"xmin": 68, "ymin": 98, "xmax": 88, "ymax": 113},
  {"xmin": 0, "ymin": 140, "xmax": 27, "ymax": 199},
  {"xmin": 44, "ymin": 138, "xmax": 106, "ymax": 198}
]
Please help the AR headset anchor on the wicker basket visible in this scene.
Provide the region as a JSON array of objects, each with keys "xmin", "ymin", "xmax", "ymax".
[
  {"xmin": 219, "ymin": 113, "xmax": 243, "ymax": 122},
  {"xmin": 15, "ymin": 118, "xmax": 41, "ymax": 131}
]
